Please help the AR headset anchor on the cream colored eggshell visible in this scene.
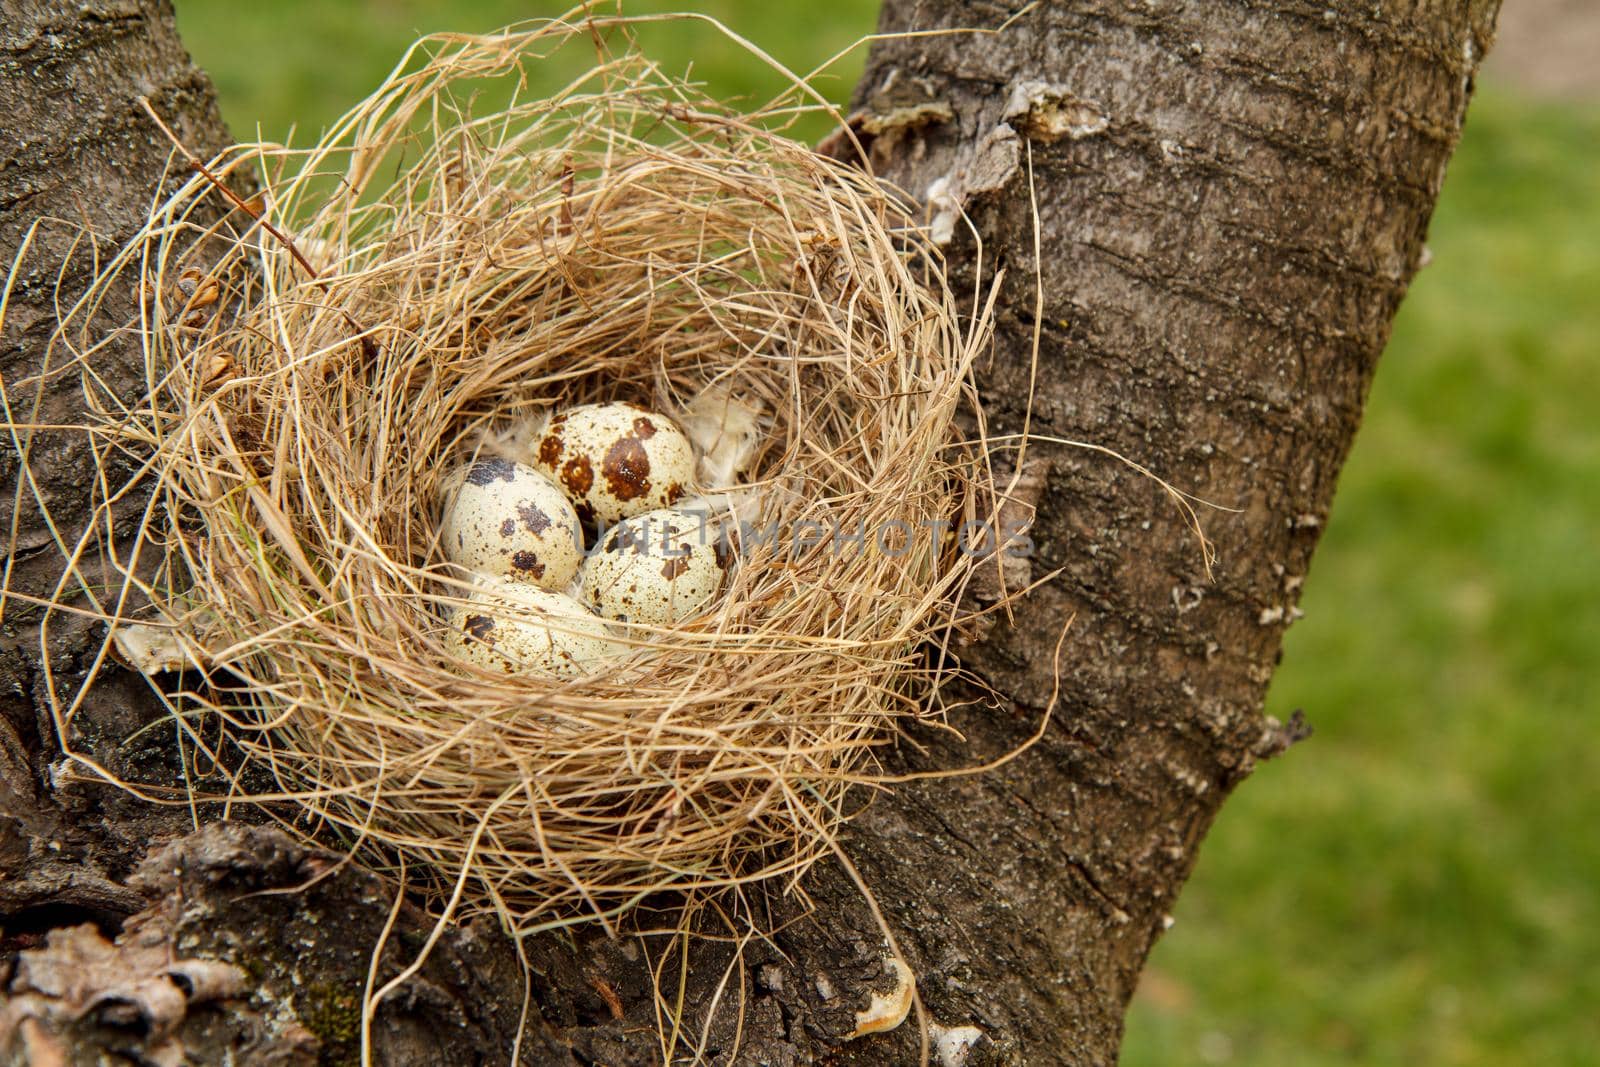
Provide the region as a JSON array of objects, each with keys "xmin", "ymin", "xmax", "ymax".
[
  {"xmin": 445, "ymin": 580, "xmax": 619, "ymax": 677},
  {"xmin": 441, "ymin": 459, "xmax": 582, "ymax": 590},
  {"xmin": 848, "ymin": 957, "xmax": 916, "ymax": 1038},
  {"xmin": 581, "ymin": 508, "xmax": 725, "ymax": 626},
  {"xmin": 110, "ymin": 622, "xmax": 206, "ymax": 676},
  {"xmin": 532, "ymin": 402, "xmax": 695, "ymax": 525}
]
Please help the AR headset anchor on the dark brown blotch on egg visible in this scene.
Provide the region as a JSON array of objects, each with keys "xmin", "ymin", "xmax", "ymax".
[
  {"xmin": 601, "ymin": 437, "xmax": 650, "ymax": 501},
  {"xmin": 561, "ymin": 454, "xmax": 594, "ymax": 497},
  {"xmin": 632, "ymin": 416, "xmax": 657, "ymax": 439},
  {"xmin": 660, "ymin": 556, "xmax": 690, "ymax": 580},
  {"xmin": 537, "ymin": 433, "xmax": 563, "ymax": 467},
  {"xmin": 465, "ymin": 457, "xmax": 516, "ymax": 486},
  {"xmin": 510, "ymin": 551, "xmax": 546, "ymax": 578},
  {"xmin": 517, "ymin": 502, "xmax": 551, "ymax": 535},
  {"xmin": 464, "ymin": 614, "xmax": 496, "ymax": 642},
  {"xmin": 609, "ymin": 524, "xmax": 649, "ymax": 555},
  {"xmin": 665, "ymin": 481, "xmax": 685, "ymax": 505},
  {"xmin": 499, "ymin": 518, "xmax": 516, "ymax": 538}
]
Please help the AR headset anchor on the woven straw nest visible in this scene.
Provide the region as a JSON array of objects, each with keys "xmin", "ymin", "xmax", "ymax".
[{"xmin": 33, "ymin": 18, "xmax": 998, "ymax": 934}]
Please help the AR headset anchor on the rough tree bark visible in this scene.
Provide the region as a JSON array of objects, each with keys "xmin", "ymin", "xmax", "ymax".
[{"xmin": 0, "ymin": 1, "xmax": 1499, "ymax": 1064}]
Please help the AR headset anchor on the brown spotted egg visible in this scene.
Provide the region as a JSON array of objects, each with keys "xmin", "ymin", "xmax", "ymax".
[
  {"xmin": 441, "ymin": 458, "xmax": 582, "ymax": 590},
  {"xmin": 580, "ymin": 509, "xmax": 725, "ymax": 626},
  {"xmin": 532, "ymin": 402, "xmax": 695, "ymax": 526},
  {"xmin": 445, "ymin": 579, "xmax": 619, "ymax": 676}
]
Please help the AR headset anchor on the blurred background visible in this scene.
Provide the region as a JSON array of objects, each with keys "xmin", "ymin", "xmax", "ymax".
[{"xmin": 170, "ymin": 2, "xmax": 1599, "ymax": 1063}]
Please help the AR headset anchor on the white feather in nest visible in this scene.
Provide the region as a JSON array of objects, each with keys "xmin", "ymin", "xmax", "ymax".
[
  {"xmin": 678, "ymin": 384, "xmax": 762, "ymax": 491},
  {"xmin": 478, "ymin": 410, "xmax": 551, "ymax": 464},
  {"xmin": 674, "ymin": 384, "xmax": 768, "ymax": 537}
]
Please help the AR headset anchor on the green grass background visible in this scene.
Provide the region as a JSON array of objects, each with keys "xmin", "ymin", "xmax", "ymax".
[{"xmin": 172, "ymin": 2, "xmax": 1600, "ymax": 1062}]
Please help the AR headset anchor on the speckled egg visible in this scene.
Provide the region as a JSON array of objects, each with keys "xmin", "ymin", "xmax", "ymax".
[
  {"xmin": 444, "ymin": 579, "xmax": 620, "ymax": 676},
  {"xmin": 580, "ymin": 509, "xmax": 726, "ymax": 626},
  {"xmin": 440, "ymin": 458, "xmax": 582, "ymax": 590},
  {"xmin": 532, "ymin": 402, "xmax": 695, "ymax": 526}
]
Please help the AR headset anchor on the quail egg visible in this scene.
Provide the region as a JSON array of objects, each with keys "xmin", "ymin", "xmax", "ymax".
[
  {"xmin": 444, "ymin": 579, "xmax": 620, "ymax": 676},
  {"xmin": 440, "ymin": 458, "xmax": 582, "ymax": 590},
  {"xmin": 532, "ymin": 402, "xmax": 695, "ymax": 526},
  {"xmin": 580, "ymin": 508, "xmax": 726, "ymax": 626}
]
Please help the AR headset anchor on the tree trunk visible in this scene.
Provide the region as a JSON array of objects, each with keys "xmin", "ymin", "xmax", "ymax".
[{"xmin": 0, "ymin": 1, "xmax": 1499, "ymax": 1064}]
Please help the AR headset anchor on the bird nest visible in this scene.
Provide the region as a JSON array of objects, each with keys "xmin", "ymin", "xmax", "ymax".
[{"xmin": 32, "ymin": 19, "xmax": 998, "ymax": 934}]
